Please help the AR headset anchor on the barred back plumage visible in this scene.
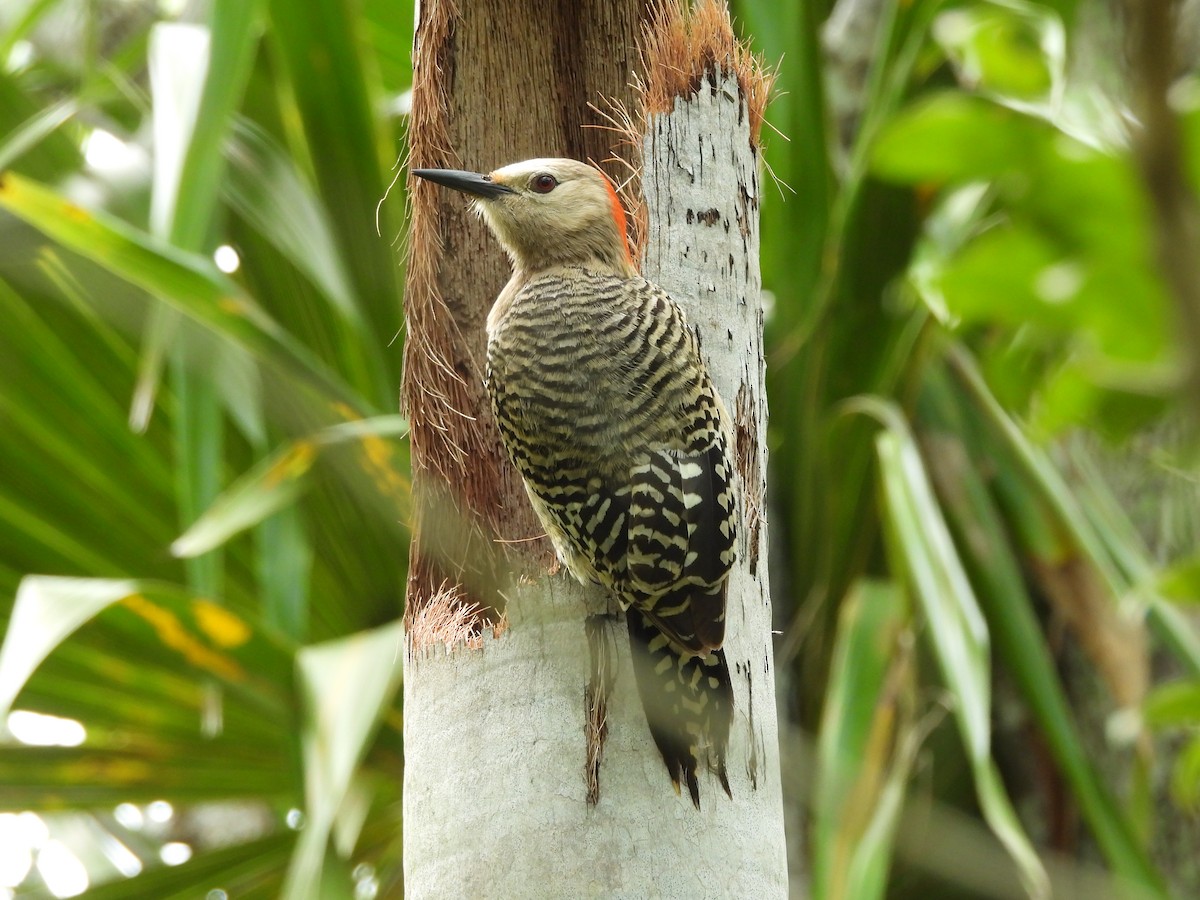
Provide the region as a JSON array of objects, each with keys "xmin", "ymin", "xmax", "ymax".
[{"xmin": 487, "ymin": 267, "xmax": 737, "ymax": 806}]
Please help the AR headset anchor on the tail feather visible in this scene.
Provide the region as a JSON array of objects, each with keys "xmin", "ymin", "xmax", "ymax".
[{"xmin": 626, "ymin": 609, "xmax": 733, "ymax": 808}]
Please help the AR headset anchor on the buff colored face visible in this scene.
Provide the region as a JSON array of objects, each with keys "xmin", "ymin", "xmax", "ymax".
[{"xmin": 416, "ymin": 159, "xmax": 633, "ymax": 273}]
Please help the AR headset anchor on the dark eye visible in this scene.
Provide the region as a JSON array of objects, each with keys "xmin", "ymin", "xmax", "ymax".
[{"xmin": 531, "ymin": 173, "xmax": 558, "ymax": 193}]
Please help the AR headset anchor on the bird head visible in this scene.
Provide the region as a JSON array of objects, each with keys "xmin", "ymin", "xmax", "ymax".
[{"xmin": 413, "ymin": 158, "xmax": 635, "ymax": 276}]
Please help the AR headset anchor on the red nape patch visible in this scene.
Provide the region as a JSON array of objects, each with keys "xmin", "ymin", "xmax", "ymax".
[{"xmin": 596, "ymin": 168, "xmax": 633, "ymax": 266}]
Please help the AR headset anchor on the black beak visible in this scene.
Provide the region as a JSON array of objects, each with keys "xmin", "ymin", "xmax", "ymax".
[{"xmin": 412, "ymin": 168, "xmax": 515, "ymax": 200}]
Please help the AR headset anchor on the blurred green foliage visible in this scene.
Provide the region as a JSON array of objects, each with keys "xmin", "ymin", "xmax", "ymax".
[{"xmin": 0, "ymin": 0, "xmax": 412, "ymax": 894}]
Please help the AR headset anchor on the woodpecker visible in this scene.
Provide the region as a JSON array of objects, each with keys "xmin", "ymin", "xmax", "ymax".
[{"xmin": 413, "ymin": 158, "xmax": 737, "ymax": 807}]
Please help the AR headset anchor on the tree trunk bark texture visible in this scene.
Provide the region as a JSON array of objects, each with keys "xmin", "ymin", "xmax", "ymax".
[
  {"xmin": 402, "ymin": 3, "xmax": 788, "ymax": 897},
  {"xmin": 402, "ymin": 0, "xmax": 649, "ymax": 618}
]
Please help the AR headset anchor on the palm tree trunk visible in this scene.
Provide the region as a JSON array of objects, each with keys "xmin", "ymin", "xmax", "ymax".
[{"xmin": 401, "ymin": 3, "xmax": 788, "ymax": 895}]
